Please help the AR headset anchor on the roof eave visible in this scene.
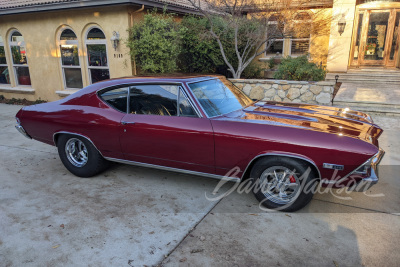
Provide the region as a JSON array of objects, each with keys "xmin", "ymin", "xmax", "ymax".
[{"xmin": 0, "ymin": 0, "xmax": 201, "ymax": 16}]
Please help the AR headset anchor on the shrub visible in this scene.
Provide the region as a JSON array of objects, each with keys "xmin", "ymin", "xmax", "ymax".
[
  {"xmin": 274, "ymin": 56, "xmax": 326, "ymax": 81},
  {"xmin": 127, "ymin": 9, "xmax": 183, "ymax": 73},
  {"xmin": 179, "ymin": 16, "xmax": 224, "ymax": 73},
  {"xmin": 242, "ymin": 62, "xmax": 266, "ymax": 79},
  {"xmin": 267, "ymin": 58, "xmax": 276, "ymax": 69}
]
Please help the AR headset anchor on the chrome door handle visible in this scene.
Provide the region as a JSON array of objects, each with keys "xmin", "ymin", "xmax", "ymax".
[{"xmin": 121, "ymin": 121, "xmax": 136, "ymax": 125}]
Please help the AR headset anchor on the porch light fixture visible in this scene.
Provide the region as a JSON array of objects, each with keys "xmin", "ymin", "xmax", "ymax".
[
  {"xmin": 338, "ymin": 14, "xmax": 346, "ymax": 36},
  {"xmin": 111, "ymin": 31, "xmax": 120, "ymax": 51}
]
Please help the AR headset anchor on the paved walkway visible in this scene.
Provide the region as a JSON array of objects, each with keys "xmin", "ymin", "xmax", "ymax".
[
  {"xmin": 1, "ymin": 103, "xmax": 400, "ymax": 266},
  {"xmin": 335, "ymin": 82, "xmax": 400, "ymax": 105}
]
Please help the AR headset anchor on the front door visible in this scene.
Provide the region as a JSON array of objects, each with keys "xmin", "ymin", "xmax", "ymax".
[
  {"xmin": 119, "ymin": 84, "xmax": 215, "ymax": 174},
  {"xmin": 351, "ymin": 9, "xmax": 400, "ymax": 67}
]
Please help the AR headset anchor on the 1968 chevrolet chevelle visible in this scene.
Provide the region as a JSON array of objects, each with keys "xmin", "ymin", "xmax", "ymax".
[{"xmin": 15, "ymin": 76, "xmax": 384, "ymax": 211}]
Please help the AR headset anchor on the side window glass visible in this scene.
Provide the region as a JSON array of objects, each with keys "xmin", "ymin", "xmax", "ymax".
[
  {"xmin": 100, "ymin": 87, "xmax": 128, "ymax": 113},
  {"xmin": 179, "ymin": 89, "xmax": 197, "ymax": 117},
  {"xmin": 129, "ymin": 85, "xmax": 178, "ymax": 116}
]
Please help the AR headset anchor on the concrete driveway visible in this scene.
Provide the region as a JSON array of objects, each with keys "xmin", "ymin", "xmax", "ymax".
[{"xmin": 0, "ymin": 103, "xmax": 399, "ymax": 266}]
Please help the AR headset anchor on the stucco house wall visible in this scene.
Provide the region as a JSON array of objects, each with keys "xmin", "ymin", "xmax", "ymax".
[{"xmin": 0, "ymin": 5, "xmax": 134, "ymax": 101}]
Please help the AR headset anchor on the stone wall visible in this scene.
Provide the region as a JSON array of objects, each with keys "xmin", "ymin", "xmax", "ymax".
[{"xmin": 230, "ymin": 79, "xmax": 335, "ymax": 105}]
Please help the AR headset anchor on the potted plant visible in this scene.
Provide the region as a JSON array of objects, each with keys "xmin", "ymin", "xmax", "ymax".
[
  {"xmin": 17, "ymin": 67, "xmax": 31, "ymax": 85},
  {"xmin": 264, "ymin": 55, "xmax": 281, "ymax": 79}
]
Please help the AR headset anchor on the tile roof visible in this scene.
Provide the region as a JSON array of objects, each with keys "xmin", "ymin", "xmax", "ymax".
[
  {"xmin": 0, "ymin": 0, "xmax": 200, "ymax": 10},
  {"xmin": 0, "ymin": 0, "xmax": 77, "ymax": 9}
]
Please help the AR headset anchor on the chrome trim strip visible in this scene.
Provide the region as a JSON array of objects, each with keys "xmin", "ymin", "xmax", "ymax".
[
  {"xmin": 323, "ymin": 163, "xmax": 344, "ymax": 171},
  {"xmin": 15, "ymin": 124, "xmax": 31, "ymax": 139},
  {"xmin": 255, "ymin": 101, "xmax": 266, "ymax": 106},
  {"xmin": 348, "ymin": 167, "xmax": 379, "ymax": 192},
  {"xmin": 179, "ymin": 86, "xmax": 202, "ymax": 118},
  {"xmin": 52, "ymin": 131, "xmax": 105, "ymax": 157},
  {"xmin": 241, "ymin": 153, "xmax": 321, "ymax": 180},
  {"xmin": 104, "ymin": 157, "xmax": 240, "ymax": 182},
  {"xmin": 323, "ymin": 148, "xmax": 385, "ymax": 185}
]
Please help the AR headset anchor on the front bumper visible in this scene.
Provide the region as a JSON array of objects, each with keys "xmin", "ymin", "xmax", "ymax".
[
  {"xmin": 15, "ymin": 124, "xmax": 31, "ymax": 139},
  {"xmin": 349, "ymin": 148, "xmax": 385, "ymax": 192}
]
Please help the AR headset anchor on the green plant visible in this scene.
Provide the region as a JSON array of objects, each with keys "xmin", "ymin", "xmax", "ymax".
[
  {"xmin": 179, "ymin": 16, "xmax": 224, "ymax": 73},
  {"xmin": 242, "ymin": 62, "xmax": 266, "ymax": 79},
  {"xmin": 11, "ymin": 46, "xmax": 22, "ymax": 64},
  {"xmin": 0, "ymin": 95, "xmax": 4, "ymax": 101},
  {"xmin": 32, "ymin": 98, "xmax": 47, "ymax": 105},
  {"xmin": 267, "ymin": 58, "xmax": 276, "ymax": 69},
  {"xmin": 127, "ymin": 8, "xmax": 183, "ymax": 73},
  {"xmin": 274, "ymin": 56, "xmax": 326, "ymax": 81}
]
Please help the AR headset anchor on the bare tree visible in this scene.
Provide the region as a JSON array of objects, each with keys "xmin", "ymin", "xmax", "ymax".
[{"xmin": 187, "ymin": 0, "xmax": 316, "ymax": 79}]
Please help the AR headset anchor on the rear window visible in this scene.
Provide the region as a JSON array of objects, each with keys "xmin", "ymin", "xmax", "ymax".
[{"xmin": 100, "ymin": 87, "xmax": 128, "ymax": 113}]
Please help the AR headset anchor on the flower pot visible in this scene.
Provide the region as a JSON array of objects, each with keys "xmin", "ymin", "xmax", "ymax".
[
  {"xmin": 18, "ymin": 75, "xmax": 31, "ymax": 85},
  {"xmin": 264, "ymin": 70, "xmax": 277, "ymax": 79}
]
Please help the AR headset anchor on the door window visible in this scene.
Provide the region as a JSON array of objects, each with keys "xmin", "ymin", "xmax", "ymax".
[
  {"xmin": 364, "ymin": 12, "xmax": 390, "ymax": 61},
  {"xmin": 128, "ymin": 84, "xmax": 197, "ymax": 117}
]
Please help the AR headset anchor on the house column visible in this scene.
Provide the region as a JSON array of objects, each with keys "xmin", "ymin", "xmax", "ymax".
[{"xmin": 326, "ymin": 0, "xmax": 357, "ymax": 72}]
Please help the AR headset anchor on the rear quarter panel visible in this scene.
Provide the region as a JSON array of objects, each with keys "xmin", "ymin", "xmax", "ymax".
[{"xmin": 18, "ymin": 92, "xmax": 125, "ymax": 159}]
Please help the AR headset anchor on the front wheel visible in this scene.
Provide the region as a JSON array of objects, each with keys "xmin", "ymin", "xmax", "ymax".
[
  {"xmin": 249, "ymin": 157, "xmax": 318, "ymax": 212},
  {"xmin": 57, "ymin": 134, "xmax": 109, "ymax": 177}
]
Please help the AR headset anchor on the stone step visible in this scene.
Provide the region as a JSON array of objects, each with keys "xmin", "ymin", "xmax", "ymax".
[
  {"xmin": 334, "ymin": 101, "xmax": 400, "ymax": 116},
  {"xmin": 326, "ymin": 72, "xmax": 400, "ymax": 84}
]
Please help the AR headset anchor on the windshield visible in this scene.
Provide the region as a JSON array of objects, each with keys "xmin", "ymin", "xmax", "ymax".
[{"xmin": 188, "ymin": 78, "xmax": 253, "ymax": 117}]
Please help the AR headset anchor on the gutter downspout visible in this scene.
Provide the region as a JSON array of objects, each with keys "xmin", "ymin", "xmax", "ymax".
[{"xmin": 130, "ymin": 4, "xmax": 144, "ymax": 76}]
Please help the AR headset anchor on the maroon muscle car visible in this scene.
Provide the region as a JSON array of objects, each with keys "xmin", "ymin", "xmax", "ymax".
[{"xmin": 15, "ymin": 76, "xmax": 384, "ymax": 211}]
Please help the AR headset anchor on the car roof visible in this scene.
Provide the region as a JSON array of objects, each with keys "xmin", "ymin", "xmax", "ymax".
[{"xmin": 108, "ymin": 75, "xmax": 219, "ymax": 83}]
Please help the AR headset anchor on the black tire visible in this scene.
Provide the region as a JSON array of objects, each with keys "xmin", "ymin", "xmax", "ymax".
[
  {"xmin": 57, "ymin": 134, "xmax": 109, "ymax": 178},
  {"xmin": 249, "ymin": 156, "xmax": 318, "ymax": 212}
]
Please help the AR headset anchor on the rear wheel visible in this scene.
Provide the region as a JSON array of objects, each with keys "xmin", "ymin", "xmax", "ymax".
[
  {"xmin": 57, "ymin": 134, "xmax": 109, "ymax": 177},
  {"xmin": 249, "ymin": 157, "xmax": 318, "ymax": 212}
]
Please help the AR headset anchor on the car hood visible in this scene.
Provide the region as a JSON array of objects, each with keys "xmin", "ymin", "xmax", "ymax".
[{"xmin": 215, "ymin": 101, "xmax": 383, "ymax": 145}]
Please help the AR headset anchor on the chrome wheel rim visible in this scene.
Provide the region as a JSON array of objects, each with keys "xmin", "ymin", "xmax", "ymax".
[
  {"xmin": 259, "ymin": 166, "xmax": 301, "ymax": 205},
  {"xmin": 65, "ymin": 138, "xmax": 88, "ymax": 167}
]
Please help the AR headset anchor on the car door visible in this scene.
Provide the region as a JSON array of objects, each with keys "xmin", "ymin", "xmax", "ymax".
[{"xmin": 119, "ymin": 83, "xmax": 215, "ymax": 174}]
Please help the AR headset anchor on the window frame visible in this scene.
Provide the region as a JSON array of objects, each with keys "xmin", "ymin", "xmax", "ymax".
[
  {"xmin": 57, "ymin": 27, "xmax": 84, "ymax": 90},
  {"xmin": 97, "ymin": 82, "xmax": 202, "ymax": 118},
  {"xmin": 289, "ymin": 14, "xmax": 312, "ymax": 57},
  {"xmin": 85, "ymin": 26, "xmax": 110, "ymax": 85},
  {"xmin": 266, "ymin": 20, "xmax": 285, "ymax": 57},
  {"xmin": 9, "ymin": 29, "xmax": 31, "ymax": 87},
  {"xmin": 0, "ymin": 35, "xmax": 10, "ymax": 85},
  {"xmin": 265, "ymin": 12, "xmax": 312, "ymax": 58}
]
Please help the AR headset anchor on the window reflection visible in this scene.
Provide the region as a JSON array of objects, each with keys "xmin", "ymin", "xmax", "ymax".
[
  {"xmin": 87, "ymin": 44, "xmax": 108, "ymax": 66},
  {"xmin": 86, "ymin": 27, "xmax": 109, "ymax": 84},
  {"xmin": 0, "ymin": 35, "xmax": 9, "ymax": 84},
  {"xmin": 59, "ymin": 28, "xmax": 83, "ymax": 89},
  {"xmin": 10, "ymin": 31, "xmax": 31, "ymax": 86},
  {"xmin": 0, "ymin": 66, "xmax": 10, "ymax": 84},
  {"xmin": 90, "ymin": 69, "xmax": 110, "ymax": 84}
]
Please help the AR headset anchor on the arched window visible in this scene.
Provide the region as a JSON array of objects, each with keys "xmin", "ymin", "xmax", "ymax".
[
  {"xmin": 86, "ymin": 27, "xmax": 109, "ymax": 84},
  {"xmin": 266, "ymin": 14, "xmax": 285, "ymax": 56},
  {"xmin": 58, "ymin": 28, "xmax": 83, "ymax": 89},
  {"xmin": 0, "ymin": 35, "xmax": 10, "ymax": 84},
  {"xmin": 290, "ymin": 12, "xmax": 312, "ymax": 56},
  {"xmin": 10, "ymin": 31, "xmax": 31, "ymax": 86}
]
